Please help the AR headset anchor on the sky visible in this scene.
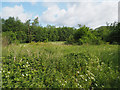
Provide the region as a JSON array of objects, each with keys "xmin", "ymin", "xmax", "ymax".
[{"xmin": 0, "ymin": 0, "xmax": 119, "ymax": 29}]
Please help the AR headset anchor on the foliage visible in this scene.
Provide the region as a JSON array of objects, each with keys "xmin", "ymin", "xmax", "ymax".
[
  {"xmin": 95, "ymin": 22, "xmax": 120, "ymax": 44},
  {"xmin": 67, "ymin": 25, "xmax": 102, "ymax": 45},
  {"xmin": 2, "ymin": 42, "xmax": 120, "ymax": 88},
  {"xmin": 1, "ymin": 17, "xmax": 120, "ymax": 45}
]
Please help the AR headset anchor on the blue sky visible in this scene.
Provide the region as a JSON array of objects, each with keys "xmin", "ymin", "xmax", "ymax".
[
  {"xmin": 2, "ymin": 2, "xmax": 48, "ymax": 16},
  {"xmin": 0, "ymin": 0, "xmax": 119, "ymax": 29}
]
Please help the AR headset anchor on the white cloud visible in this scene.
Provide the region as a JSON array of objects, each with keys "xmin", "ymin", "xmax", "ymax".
[
  {"xmin": 40, "ymin": 2, "xmax": 118, "ymax": 29},
  {"xmin": 40, "ymin": 5, "xmax": 66, "ymax": 24},
  {"xmin": 1, "ymin": 5, "xmax": 32, "ymax": 22}
]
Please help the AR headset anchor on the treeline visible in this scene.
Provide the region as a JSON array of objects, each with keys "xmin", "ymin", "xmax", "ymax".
[{"xmin": 1, "ymin": 17, "xmax": 120, "ymax": 45}]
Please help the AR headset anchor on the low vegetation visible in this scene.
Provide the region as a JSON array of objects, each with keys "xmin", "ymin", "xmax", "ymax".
[{"xmin": 2, "ymin": 42, "xmax": 120, "ymax": 88}]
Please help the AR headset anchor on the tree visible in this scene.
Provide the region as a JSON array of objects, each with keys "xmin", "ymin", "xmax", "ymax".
[{"xmin": 74, "ymin": 25, "xmax": 89, "ymax": 41}]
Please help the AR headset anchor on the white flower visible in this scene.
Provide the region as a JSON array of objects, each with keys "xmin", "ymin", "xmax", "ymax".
[
  {"xmin": 65, "ymin": 81, "xmax": 67, "ymax": 83},
  {"xmin": 14, "ymin": 56, "xmax": 16, "ymax": 61},
  {"xmin": 27, "ymin": 62, "xmax": 29, "ymax": 64},
  {"xmin": 77, "ymin": 71, "xmax": 80, "ymax": 74},
  {"xmin": 101, "ymin": 62, "xmax": 104, "ymax": 65},
  {"xmin": 90, "ymin": 73, "xmax": 95, "ymax": 77},
  {"xmin": 6, "ymin": 75, "xmax": 9, "ymax": 77},
  {"xmin": 91, "ymin": 77, "xmax": 95, "ymax": 81},
  {"xmin": 20, "ymin": 59, "xmax": 22, "ymax": 62},
  {"xmin": 26, "ymin": 74, "xmax": 28, "ymax": 76},
  {"xmin": 8, "ymin": 71, "xmax": 10, "ymax": 74},
  {"xmin": 87, "ymin": 70, "xmax": 90, "ymax": 73},
  {"xmin": 79, "ymin": 85, "xmax": 82, "ymax": 88},
  {"xmin": 22, "ymin": 74, "xmax": 24, "ymax": 76},
  {"xmin": 62, "ymin": 84, "xmax": 65, "ymax": 86},
  {"xmin": 88, "ymin": 77, "xmax": 90, "ymax": 79},
  {"xmin": 95, "ymin": 83, "xmax": 98, "ymax": 86},
  {"xmin": 80, "ymin": 75, "xmax": 83, "ymax": 77},
  {"xmin": 85, "ymin": 79, "xmax": 87, "ymax": 81},
  {"xmin": 80, "ymin": 75, "xmax": 84, "ymax": 79}
]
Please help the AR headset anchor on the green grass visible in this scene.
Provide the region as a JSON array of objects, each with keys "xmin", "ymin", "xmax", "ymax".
[{"xmin": 2, "ymin": 42, "xmax": 120, "ymax": 88}]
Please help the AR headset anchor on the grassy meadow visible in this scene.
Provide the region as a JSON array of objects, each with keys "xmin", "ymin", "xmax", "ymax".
[{"xmin": 2, "ymin": 42, "xmax": 120, "ymax": 88}]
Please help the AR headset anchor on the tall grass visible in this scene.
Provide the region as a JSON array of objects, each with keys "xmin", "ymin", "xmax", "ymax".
[{"xmin": 2, "ymin": 42, "xmax": 120, "ymax": 88}]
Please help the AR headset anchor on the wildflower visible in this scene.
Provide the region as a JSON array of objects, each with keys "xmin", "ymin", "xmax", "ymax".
[
  {"xmin": 26, "ymin": 74, "xmax": 28, "ymax": 76},
  {"xmin": 102, "ymin": 85, "xmax": 104, "ymax": 87},
  {"xmin": 95, "ymin": 83, "xmax": 98, "ymax": 86},
  {"xmin": 65, "ymin": 81, "xmax": 67, "ymax": 83},
  {"xmin": 91, "ymin": 77, "xmax": 95, "ymax": 81},
  {"xmin": 90, "ymin": 72, "xmax": 95, "ymax": 77},
  {"xmin": 88, "ymin": 77, "xmax": 90, "ymax": 79},
  {"xmin": 14, "ymin": 56, "xmax": 16, "ymax": 61},
  {"xmin": 87, "ymin": 70, "xmax": 90, "ymax": 73},
  {"xmin": 85, "ymin": 79, "xmax": 87, "ymax": 81},
  {"xmin": 80, "ymin": 75, "xmax": 84, "ymax": 79},
  {"xmin": 62, "ymin": 84, "xmax": 65, "ymax": 86},
  {"xmin": 80, "ymin": 75, "xmax": 83, "ymax": 77},
  {"xmin": 8, "ymin": 71, "xmax": 10, "ymax": 74},
  {"xmin": 79, "ymin": 85, "xmax": 82, "ymax": 88},
  {"xmin": 101, "ymin": 62, "xmax": 104, "ymax": 65},
  {"xmin": 27, "ymin": 62, "xmax": 29, "ymax": 64},
  {"xmin": 20, "ymin": 59, "xmax": 22, "ymax": 62},
  {"xmin": 77, "ymin": 71, "xmax": 80, "ymax": 74},
  {"xmin": 6, "ymin": 75, "xmax": 9, "ymax": 77},
  {"xmin": 22, "ymin": 74, "xmax": 24, "ymax": 76},
  {"xmin": 0, "ymin": 71, "xmax": 1, "ymax": 73}
]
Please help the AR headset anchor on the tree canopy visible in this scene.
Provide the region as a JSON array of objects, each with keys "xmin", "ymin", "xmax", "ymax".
[{"xmin": 1, "ymin": 17, "xmax": 120, "ymax": 45}]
